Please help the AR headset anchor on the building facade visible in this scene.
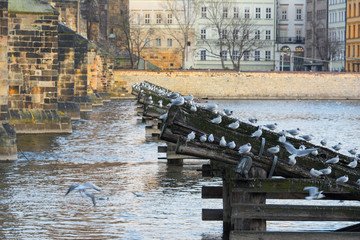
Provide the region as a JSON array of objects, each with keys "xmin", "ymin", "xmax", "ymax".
[
  {"xmin": 304, "ymin": 0, "xmax": 329, "ymax": 71},
  {"xmin": 346, "ymin": 0, "xmax": 360, "ymax": 71},
  {"xmin": 328, "ymin": 0, "xmax": 346, "ymax": 72},
  {"xmin": 194, "ymin": 0, "xmax": 276, "ymax": 71},
  {"xmin": 275, "ymin": 0, "xmax": 306, "ymax": 71}
]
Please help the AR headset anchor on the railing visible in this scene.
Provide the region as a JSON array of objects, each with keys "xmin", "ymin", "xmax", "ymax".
[{"xmin": 277, "ymin": 37, "xmax": 305, "ymax": 44}]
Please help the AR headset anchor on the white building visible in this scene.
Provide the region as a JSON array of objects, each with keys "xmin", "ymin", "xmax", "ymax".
[
  {"xmin": 193, "ymin": 0, "xmax": 276, "ymax": 71},
  {"xmin": 328, "ymin": 0, "xmax": 346, "ymax": 72},
  {"xmin": 275, "ymin": 0, "xmax": 306, "ymax": 71}
]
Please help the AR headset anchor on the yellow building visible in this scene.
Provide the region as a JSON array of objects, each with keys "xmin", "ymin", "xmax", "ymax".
[{"xmin": 346, "ymin": 0, "xmax": 360, "ymax": 71}]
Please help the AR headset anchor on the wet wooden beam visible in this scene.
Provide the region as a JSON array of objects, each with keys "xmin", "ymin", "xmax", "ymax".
[
  {"xmin": 230, "ymin": 231, "xmax": 360, "ymax": 240},
  {"xmin": 202, "ymin": 209, "xmax": 223, "ymax": 221},
  {"xmin": 202, "ymin": 186, "xmax": 223, "ymax": 199},
  {"xmin": 232, "ymin": 203, "xmax": 360, "ymax": 221}
]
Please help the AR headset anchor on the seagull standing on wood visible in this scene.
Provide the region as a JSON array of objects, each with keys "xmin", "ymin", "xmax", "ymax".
[
  {"xmin": 267, "ymin": 145, "xmax": 280, "ymax": 155},
  {"xmin": 288, "ymin": 154, "xmax": 297, "ymax": 167},
  {"xmin": 65, "ymin": 182, "xmax": 102, "ymax": 207},
  {"xmin": 325, "ymin": 155, "xmax": 339, "ymax": 164},
  {"xmin": 208, "ymin": 134, "xmax": 214, "ymax": 142},
  {"xmin": 219, "ymin": 136, "xmax": 227, "ymax": 147},
  {"xmin": 310, "ymin": 168, "xmax": 323, "ymax": 178},
  {"xmin": 227, "ymin": 141, "xmax": 236, "ymax": 149},
  {"xmin": 347, "ymin": 158, "xmax": 358, "ymax": 168},
  {"xmin": 319, "ymin": 166, "xmax": 332, "ymax": 175},
  {"xmin": 251, "ymin": 127, "xmax": 262, "ymax": 138},
  {"xmin": 238, "ymin": 143, "xmax": 252, "ymax": 154},
  {"xmin": 210, "ymin": 115, "xmax": 222, "ymax": 124},
  {"xmin": 248, "ymin": 116, "xmax": 257, "ymax": 124},
  {"xmin": 200, "ymin": 134, "xmax": 207, "ymax": 142},
  {"xmin": 227, "ymin": 120, "xmax": 240, "ymax": 129},
  {"xmin": 186, "ymin": 131, "xmax": 195, "ymax": 142},
  {"xmin": 332, "ymin": 142, "xmax": 342, "ymax": 152},
  {"xmin": 320, "ymin": 138, "xmax": 327, "ymax": 146},
  {"xmin": 264, "ymin": 123, "xmax": 277, "ymax": 131},
  {"xmin": 348, "ymin": 148, "xmax": 358, "ymax": 155},
  {"xmin": 223, "ymin": 109, "xmax": 233, "ymax": 116},
  {"xmin": 286, "ymin": 128, "xmax": 300, "ymax": 136},
  {"xmin": 336, "ymin": 175, "xmax": 349, "ymax": 183}
]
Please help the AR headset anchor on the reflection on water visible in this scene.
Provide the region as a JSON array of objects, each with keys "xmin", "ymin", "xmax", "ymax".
[{"xmin": 1, "ymin": 99, "xmax": 360, "ymax": 239}]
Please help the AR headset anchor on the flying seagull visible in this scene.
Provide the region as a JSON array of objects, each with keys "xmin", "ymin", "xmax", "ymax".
[
  {"xmin": 65, "ymin": 182, "xmax": 101, "ymax": 207},
  {"xmin": 303, "ymin": 186, "xmax": 325, "ymax": 200}
]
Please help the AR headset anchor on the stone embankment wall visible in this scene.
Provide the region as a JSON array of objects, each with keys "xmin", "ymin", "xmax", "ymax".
[{"xmin": 114, "ymin": 70, "xmax": 360, "ymax": 100}]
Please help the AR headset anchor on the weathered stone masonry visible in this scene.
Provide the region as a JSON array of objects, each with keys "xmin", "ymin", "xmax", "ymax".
[{"xmin": 0, "ymin": 0, "xmax": 16, "ymax": 161}]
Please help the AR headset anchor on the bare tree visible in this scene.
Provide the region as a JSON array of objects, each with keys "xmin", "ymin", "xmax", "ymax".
[
  {"xmin": 119, "ymin": 10, "xmax": 155, "ymax": 69},
  {"xmin": 81, "ymin": 0, "xmax": 99, "ymax": 40},
  {"xmin": 163, "ymin": 0, "xmax": 199, "ymax": 69},
  {"xmin": 200, "ymin": 1, "xmax": 265, "ymax": 70}
]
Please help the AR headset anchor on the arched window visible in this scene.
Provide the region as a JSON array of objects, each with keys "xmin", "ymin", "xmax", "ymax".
[
  {"xmin": 280, "ymin": 46, "xmax": 291, "ymax": 71},
  {"xmin": 294, "ymin": 46, "xmax": 304, "ymax": 71}
]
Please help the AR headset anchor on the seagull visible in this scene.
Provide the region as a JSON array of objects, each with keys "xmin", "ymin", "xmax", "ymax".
[
  {"xmin": 310, "ymin": 168, "xmax": 323, "ymax": 178},
  {"xmin": 300, "ymin": 134, "xmax": 313, "ymax": 141},
  {"xmin": 251, "ymin": 127, "xmax": 262, "ymax": 138},
  {"xmin": 200, "ymin": 134, "xmax": 207, "ymax": 142},
  {"xmin": 356, "ymin": 179, "xmax": 360, "ymax": 186},
  {"xmin": 190, "ymin": 104, "xmax": 197, "ymax": 112},
  {"xmin": 227, "ymin": 120, "xmax": 240, "ymax": 129},
  {"xmin": 320, "ymin": 138, "xmax": 327, "ymax": 146},
  {"xmin": 248, "ymin": 116, "xmax": 257, "ymax": 123},
  {"xmin": 159, "ymin": 112, "xmax": 168, "ymax": 120},
  {"xmin": 336, "ymin": 175, "xmax": 349, "ymax": 183},
  {"xmin": 303, "ymin": 186, "xmax": 325, "ymax": 200},
  {"xmin": 219, "ymin": 136, "xmax": 227, "ymax": 147},
  {"xmin": 223, "ymin": 109, "xmax": 233, "ymax": 116},
  {"xmin": 158, "ymin": 100, "xmax": 163, "ymax": 107},
  {"xmin": 325, "ymin": 155, "xmax": 339, "ymax": 164},
  {"xmin": 347, "ymin": 159, "xmax": 358, "ymax": 168},
  {"xmin": 171, "ymin": 96, "xmax": 185, "ymax": 106},
  {"xmin": 264, "ymin": 123, "xmax": 277, "ymax": 131},
  {"xmin": 267, "ymin": 145, "xmax": 280, "ymax": 155},
  {"xmin": 204, "ymin": 103, "xmax": 218, "ymax": 112},
  {"xmin": 348, "ymin": 148, "xmax": 358, "ymax": 155},
  {"xmin": 210, "ymin": 115, "xmax": 222, "ymax": 124},
  {"xmin": 332, "ymin": 142, "xmax": 342, "ymax": 152},
  {"xmin": 184, "ymin": 94, "xmax": 193, "ymax": 102},
  {"xmin": 168, "ymin": 92, "xmax": 180, "ymax": 99},
  {"xmin": 286, "ymin": 128, "xmax": 300, "ymax": 136},
  {"xmin": 208, "ymin": 134, "xmax": 214, "ymax": 142},
  {"xmin": 186, "ymin": 131, "xmax": 195, "ymax": 142},
  {"xmin": 278, "ymin": 135, "xmax": 286, "ymax": 143},
  {"xmin": 319, "ymin": 166, "xmax": 332, "ymax": 175},
  {"xmin": 288, "ymin": 154, "xmax": 297, "ymax": 166},
  {"xmin": 65, "ymin": 182, "xmax": 101, "ymax": 206},
  {"xmin": 282, "ymin": 141, "xmax": 318, "ymax": 157},
  {"xmin": 227, "ymin": 141, "xmax": 236, "ymax": 149},
  {"xmin": 238, "ymin": 143, "xmax": 252, "ymax": 154}
]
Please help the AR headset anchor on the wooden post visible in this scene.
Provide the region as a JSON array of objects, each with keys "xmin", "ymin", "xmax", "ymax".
[
  {"xmin": 232, "ymin": 167, "xmax": 267, "ymax": 231},
  {"xmin": 223, "ymin": 178, "xmax": 231, "ymax": 240}
]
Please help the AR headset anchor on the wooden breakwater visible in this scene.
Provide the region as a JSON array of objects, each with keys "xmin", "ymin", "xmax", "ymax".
[{"xmin": 132, "ymin": 81, "xmax": 360, "ymax": 240}]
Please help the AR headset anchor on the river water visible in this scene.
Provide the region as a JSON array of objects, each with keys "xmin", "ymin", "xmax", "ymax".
[{"xmin": 1, "ymin": 99, "xmax": 360, "ymax": 239}]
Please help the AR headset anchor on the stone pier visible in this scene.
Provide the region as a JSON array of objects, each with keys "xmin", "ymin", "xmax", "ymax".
[
  {"xmin": 7, "ymin": 0, "xmax": 71, "ymax": 134},
  {"xmin": 0, "ymin": 0, "xmax": 16, "ymax": 161}
]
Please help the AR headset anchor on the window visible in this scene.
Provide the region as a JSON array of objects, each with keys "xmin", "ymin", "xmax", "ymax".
[
  {"xmin": 233, "ymin": 29, "xmax": 239, "ymax": 40},
  {"xmin": 232, "ymin": 51, "xmax": 239, "ymax": 61},
  {"xmin": 201, "ymin": 29, "xmax": 206, "ymax": 40},
  {"xmin": 255, "ymin": 51, "xmax": 260, "ymax": 61},
  {"xmin": 266, "ymin": 8, "xmax": 271, "ymax": 19},
  {"xmin": 145, "ymin": 13, "xmax": 150, "ymax": 24},
  {"xmin": 307, "ymin": 11, "xmax": 312, "ymax": 21},
  {"xmin": 265, "ymin": 30, "xmax": 271, "ymax": 40},
  {"xmin": 156, "ymin": 38, "xmax": 161, "ymax": 46},
  {"xmin": 296, "ymin": 8, "xmax": 302, "ymax": 20},
  {"xmin": 167, "ymin": 38, "xmax": 172, "ymax": 47},
  {"xmin": 255, "ymin": 8, "xmax": 261, "ymax": 19},
  {"xmin": 156, "ymin": 13, "xmax": 162, "ymax": 24},
  {"xmin": 221, "ymin": 51, "xmax": 227, "ymax": 61},
  {"xmin": 265, "ymin": 51, "xmax": 271, "ymax": 61},
  {"xmin": 296, "ymin": 29, "xmax": 302, "ymax": 40},
  {"xmin": 201, "ymin": 7, "xmax": 207, "ymax": 18},
  {"xmin": 244, "ymin": 8, "xmax": 250, "ymax": 18},
  {"xmin": 167, "ymin": 14, "xmax": 173, "ymax": 24},
  {"xmin": 281, "ymin": 8, "xmax": 287, "ymax": 20},
  {"xmin": 255, "ymin": 30, "xmax": 260, "ymax": 40},
  {"xmin": 200, "ymin": 50, "xmax": 206, "ymax": 60},
  {"xmin": 243, "ymin": 51, "xmax": 249, "ymax": 61},
  {"xmin": 145, "ymin": 38, "xmax": 150, "ymax": 47},
  {"xmin": 243, "ymin": 29, "xmax": 249, "ymax": 40},
  {"xmin": 223, "ymin": 7, "xmax": 228, "ymax": 18},
  {"xmin": 234, "ymin": 7, "xmax": 239, "ymax": 18},
  {"xmin": 221, "ymin": 29, "xmax": 228, "ymax": 39}
]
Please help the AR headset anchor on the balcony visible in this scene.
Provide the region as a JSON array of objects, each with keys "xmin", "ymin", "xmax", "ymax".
[{"xmin": 277, "ymin": 37, "xmax": 305, "ymax": 44}]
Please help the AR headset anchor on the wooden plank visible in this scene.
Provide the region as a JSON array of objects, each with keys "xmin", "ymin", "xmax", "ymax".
[
  {"xmin": 202, "ymin": 209, "xmax": 223, "ymax": 221},
  {"xmin": 232, "ymin": 203, "xmax": 360, "ymax": 221},
  {"xmin": 335, "ymin": 223, "xmax": 360, "ymax": 232},
  {"xmin": 232, "ymin": 178, "xmax": 357, "ymax": 200},
  {"xmin": 158, "ymin": 145, "xmax": 167, "ymax": 153},
  {"xmin": 202, "ymin": 186, "xmax": 223, "ymax": 199},
  {"xmin": 230, "ymin": 231, "xmax": 360, "ymax": 240},
  {"xmin": 166, "ymin": 152, "xmax": 201, "ymax": 160}
]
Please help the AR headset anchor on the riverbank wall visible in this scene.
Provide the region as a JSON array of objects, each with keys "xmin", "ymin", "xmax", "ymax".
[{"xmin": 114, "ymin": 70, "xmax": 360, "ymax": 100}]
